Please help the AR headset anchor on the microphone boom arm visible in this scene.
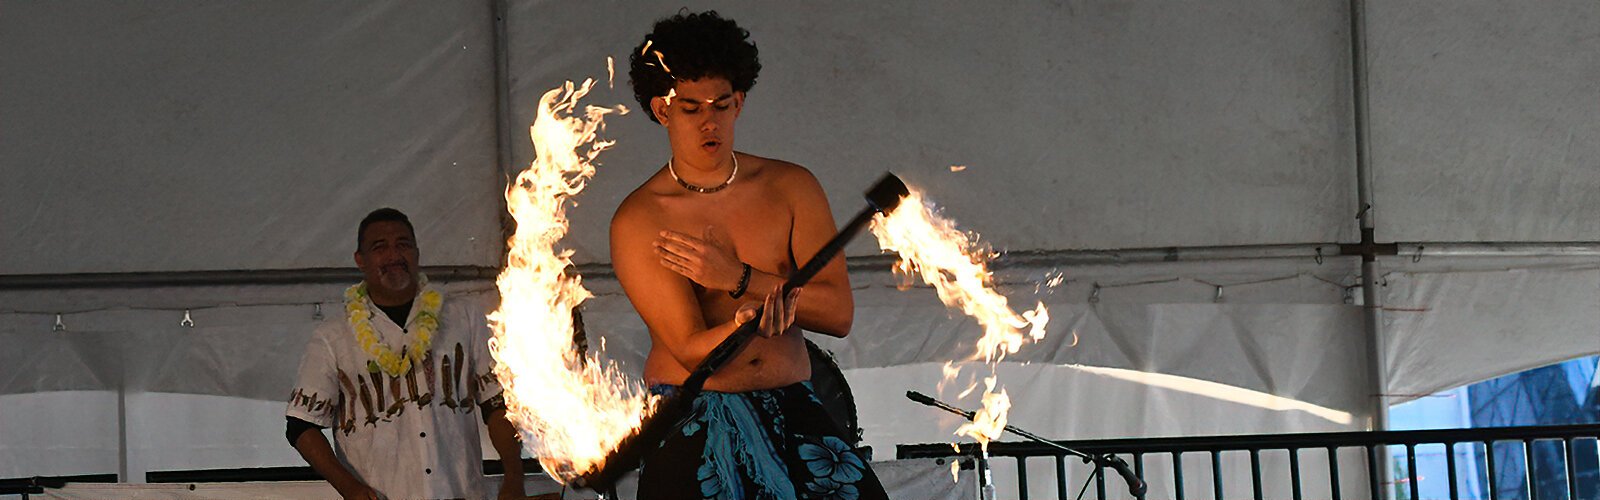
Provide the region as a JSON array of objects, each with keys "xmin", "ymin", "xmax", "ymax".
[{"xmin": 905, "ymin": 391, "xmax": 1147, "ymax": 497}]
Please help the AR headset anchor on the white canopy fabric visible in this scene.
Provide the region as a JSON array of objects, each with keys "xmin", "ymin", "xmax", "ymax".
[
  {"xmin": 1368, "ymin": 1, "xmax": 1600, "ymax": 242},
  {"xmin": 2, "ymin": 1, "xmax": 1597, "ymax": 496},
  {"xmin": 506, "ymin": 0, "xmax": 1358, "ymax": 262},
  {"xmin": 0, "ymin": 1, "xmax": 505, "ymax": 274},
  {"xmin": 1382, "ymin": 262, "xmax": 1600, "ymax": 402}
]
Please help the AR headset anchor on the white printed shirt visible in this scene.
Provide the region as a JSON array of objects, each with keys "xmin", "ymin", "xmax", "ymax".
[{"xmin": 287, "ymin": 286, "xmax": 502, "ymax": 500}]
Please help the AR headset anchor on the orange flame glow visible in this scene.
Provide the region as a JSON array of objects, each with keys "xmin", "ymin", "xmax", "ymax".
[
  {"xmin": 869, "ymin": 186, "xmax": 1050, "ymax": 451},
  {"xmin": 870, "ymin": 189, "xmax": 1048, "ymax": 363},
  {"xmin": 488, "ymin": 77, "xmax": 655, "ymax": 482},
  {"xmin": 953, "ymin": 376, "xmax": 1011, "ymax": 446}
]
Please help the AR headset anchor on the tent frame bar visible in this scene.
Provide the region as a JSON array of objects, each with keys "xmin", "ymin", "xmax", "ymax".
[
  {"xmin": 0, "ymin": 266, "xmax": 498, "ymax": 290},
  {"xmin": 5, "ymin": 242, "xmax": 1600, "ymax": 291}
]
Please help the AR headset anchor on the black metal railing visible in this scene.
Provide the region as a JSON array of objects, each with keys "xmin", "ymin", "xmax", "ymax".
[
  {"xmin": 140, "ymin": 458, "xmax": 542, "ymax": 483},
  {"xmin": 0, "ymin": 474, "xmax": 117, "ymax": 498},
  {"xmin": 0, "ymin": 459, "xmax": 541, "ymax": 498},
  {"xmin": 898, "ymin": 424, "xmax": 1600, "ymax": 500}
]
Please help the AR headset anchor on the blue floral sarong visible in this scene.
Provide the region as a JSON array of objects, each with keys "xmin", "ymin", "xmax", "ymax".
[{"xmin": 638, "ymin": 382, "xmax": 888, "ymax": 500}]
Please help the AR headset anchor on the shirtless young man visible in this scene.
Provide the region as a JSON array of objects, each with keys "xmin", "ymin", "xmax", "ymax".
[{"xmin": 610, "ymin": 10, "xmax": 889, "ymax": 499}]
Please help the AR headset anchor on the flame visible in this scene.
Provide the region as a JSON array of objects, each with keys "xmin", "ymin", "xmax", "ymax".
[
  {"xmin": 652, "ymin": 50, "xmax": 673, "ymax": 74},
  {"xmin": 869, "ymin": 186, "xmax": 1052, "ymax": 452},
  {"xmin": 488, "ymin": 77, "xmax": 655, "ymax": 482},
  {"xmin": 870, "ymin": 188, "xmax": 1048, "ymax": 363},
  {"xmin": 952, "ymin": 377, "xmax": 1010, "ymax": 451}
]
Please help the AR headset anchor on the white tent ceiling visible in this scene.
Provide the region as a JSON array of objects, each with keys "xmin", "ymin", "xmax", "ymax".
[{"xmin": 0, "ymin": 1, "xmax": 504, "ymax": 274}]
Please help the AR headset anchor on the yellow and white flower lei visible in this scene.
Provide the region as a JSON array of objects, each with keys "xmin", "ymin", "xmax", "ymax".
[{"xmin": 344, "ymin": 277, "xmax": 442, "ymax": 377}]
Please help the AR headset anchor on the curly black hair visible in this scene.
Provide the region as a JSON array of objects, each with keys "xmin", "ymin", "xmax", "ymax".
[{"xmin": 628, "ymin": 10, "xmax": 761, "ymax": 123}]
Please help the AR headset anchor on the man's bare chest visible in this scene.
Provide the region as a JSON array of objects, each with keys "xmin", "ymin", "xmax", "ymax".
[{"xmin": 658, "ymin": 197, "xmax": 795, "ymax": 271}]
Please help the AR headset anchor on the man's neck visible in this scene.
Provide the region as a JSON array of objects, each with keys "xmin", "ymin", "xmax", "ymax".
[
  {"xmin": 671, "ymin": 154, "xmax": 737, "ymax": 187},
  {"xmin": 367, "ymin": 286, "xmax": 418, "ymax": 307}
]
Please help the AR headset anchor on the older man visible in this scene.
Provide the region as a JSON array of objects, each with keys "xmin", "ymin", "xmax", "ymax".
[{"xmin": 286, "ymin": 208, "xmax": 527, "ymax": 500}]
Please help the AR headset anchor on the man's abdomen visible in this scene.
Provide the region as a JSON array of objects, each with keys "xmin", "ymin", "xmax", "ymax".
[{"xmin": 643, "ymin": 331, "xmax": 811, "ymax": 392}]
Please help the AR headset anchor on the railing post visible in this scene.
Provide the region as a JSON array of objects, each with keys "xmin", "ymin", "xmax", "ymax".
[
  {"xmin": 1524, "ymin": 439, "xmax": 1539, "ymax": 500},
  {"xmin": 1018, "ymin": 457, "xmax": 1030, "ymax": 500},
  {"xmin": 1445, "ymin": 442, "xmax": 1459, "ymax": 500},
  {"xmin": 1562, "ymin": 438, "xmax": 1577, "ymax": 500},
  {"xmin": 976, "ymin": 448, "xmax": 995, "ymax": 500},
  {"xmin": 1212, "ymin": 452, "xmax": 1224, "ymax": 500},
  {"xmin": 1250, "ymin": 449, "xmax": 1264, "ymax": 500},
  {"xmin": 1368, "ymin": 445, "xmax": 1383, "ymax": 500},
  {"xmin": 1406, "ymin": 444, "xmax": 1420, "ymax": 500},
  {"xmin": 1133, "ymin": 453, "xmax": 1146, "ymax": 500},
  {"xmin": 1328, "ymin": 446, "xmax": 1343, "ymax": 500},
  {"xmin": 1174, "ymin": 452, "xmax": 1186, "ymax": 500},
  {"xmin": 1056, "ymin": 455, "xmax": 1069, "ymax": 500},
  {"xmin": 1290, "ymin": 448, "xmax": 1303, "ymax": 500},
  {"xmin": 1487, "ymin": 440, "xmax": 1500, "ymax": 500}
]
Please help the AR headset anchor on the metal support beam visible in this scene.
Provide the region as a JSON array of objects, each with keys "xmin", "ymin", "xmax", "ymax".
[
  {"xmin": 491, "ymin": 0, "xmax": 517, "ymax": 268},
  {"xmin": 6, "ymin": 241, "xmax": 1600, "ymax": 291},
  {"xmin": 1347, "ymin": 0, "xmax": 1388, "ymax": 435},
  {"xmin": 0, "ymin": 266, "xmax": 497, "ymax": 290}
]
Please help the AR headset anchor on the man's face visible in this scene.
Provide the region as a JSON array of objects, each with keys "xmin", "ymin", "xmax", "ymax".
[
  {"xmin": 354, "ymin": 220, "xmax": 420, "ymax": 298},
  {"xmin": 651, "ymin": 77, "xmax": 743, "ymax": 166}
]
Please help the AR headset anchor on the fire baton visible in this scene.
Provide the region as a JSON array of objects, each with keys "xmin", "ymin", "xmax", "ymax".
[{"xmin": 574, "ymin": 173, "xmax": 910, "ymax": 491}]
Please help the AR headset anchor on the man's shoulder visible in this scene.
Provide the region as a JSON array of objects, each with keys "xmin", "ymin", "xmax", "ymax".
[
  {"xmin": 613, "ymin": 178, "xmax": 671, "ymax": 227},
  {"xmin": 437, "ymin": 291, "xmax": 492, "ymax": 321},
  {"xmin": 310, "ymin": 316, "xmax": 349, "ymax": 339},
  {"xmin": 742, "ymin": 153, "xmax": 812, "ymax": 180},
  {"xmin": 742, "ymin": 154, "xmax": 825, "ymax": 201},
  {"xmin": 300, "ymin": 316, "xmax": 352, "ymax": 355}
]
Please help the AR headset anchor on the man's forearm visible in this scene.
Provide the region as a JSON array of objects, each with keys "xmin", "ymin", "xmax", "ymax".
[
  {"xmin": 485, "ymin": 408, "xmax": 527, "ymax": 496},
  {"xmin": 292, "ymin": 429, "xmax": 370, "ymax": 497},
  {"xmin": 745, "ymin": 268, "xmax": 852, "ymax": 336}
]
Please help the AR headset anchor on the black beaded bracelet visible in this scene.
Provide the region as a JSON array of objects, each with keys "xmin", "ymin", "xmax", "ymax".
[{"xmin": 729, "ymin": 263, "xmax": 752, "ymax": 299}]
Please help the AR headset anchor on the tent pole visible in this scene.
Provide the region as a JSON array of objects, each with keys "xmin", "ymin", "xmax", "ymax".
[
  {"xmin": 1348, "ymin": 0, "xmax": 1387, "ymax": 435},
  {"xmin": 490, "ymin": 0, "xmax": 516, "ymax": 266},
  {"xmin": 1348, "ymin": 0, "xmax": 1393, "ymax": 496}
]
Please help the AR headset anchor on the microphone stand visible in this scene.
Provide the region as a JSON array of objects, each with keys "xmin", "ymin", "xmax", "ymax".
[{"xmin": 906, "ymin": 391, "xmax": 1147, "ymax": 499}]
